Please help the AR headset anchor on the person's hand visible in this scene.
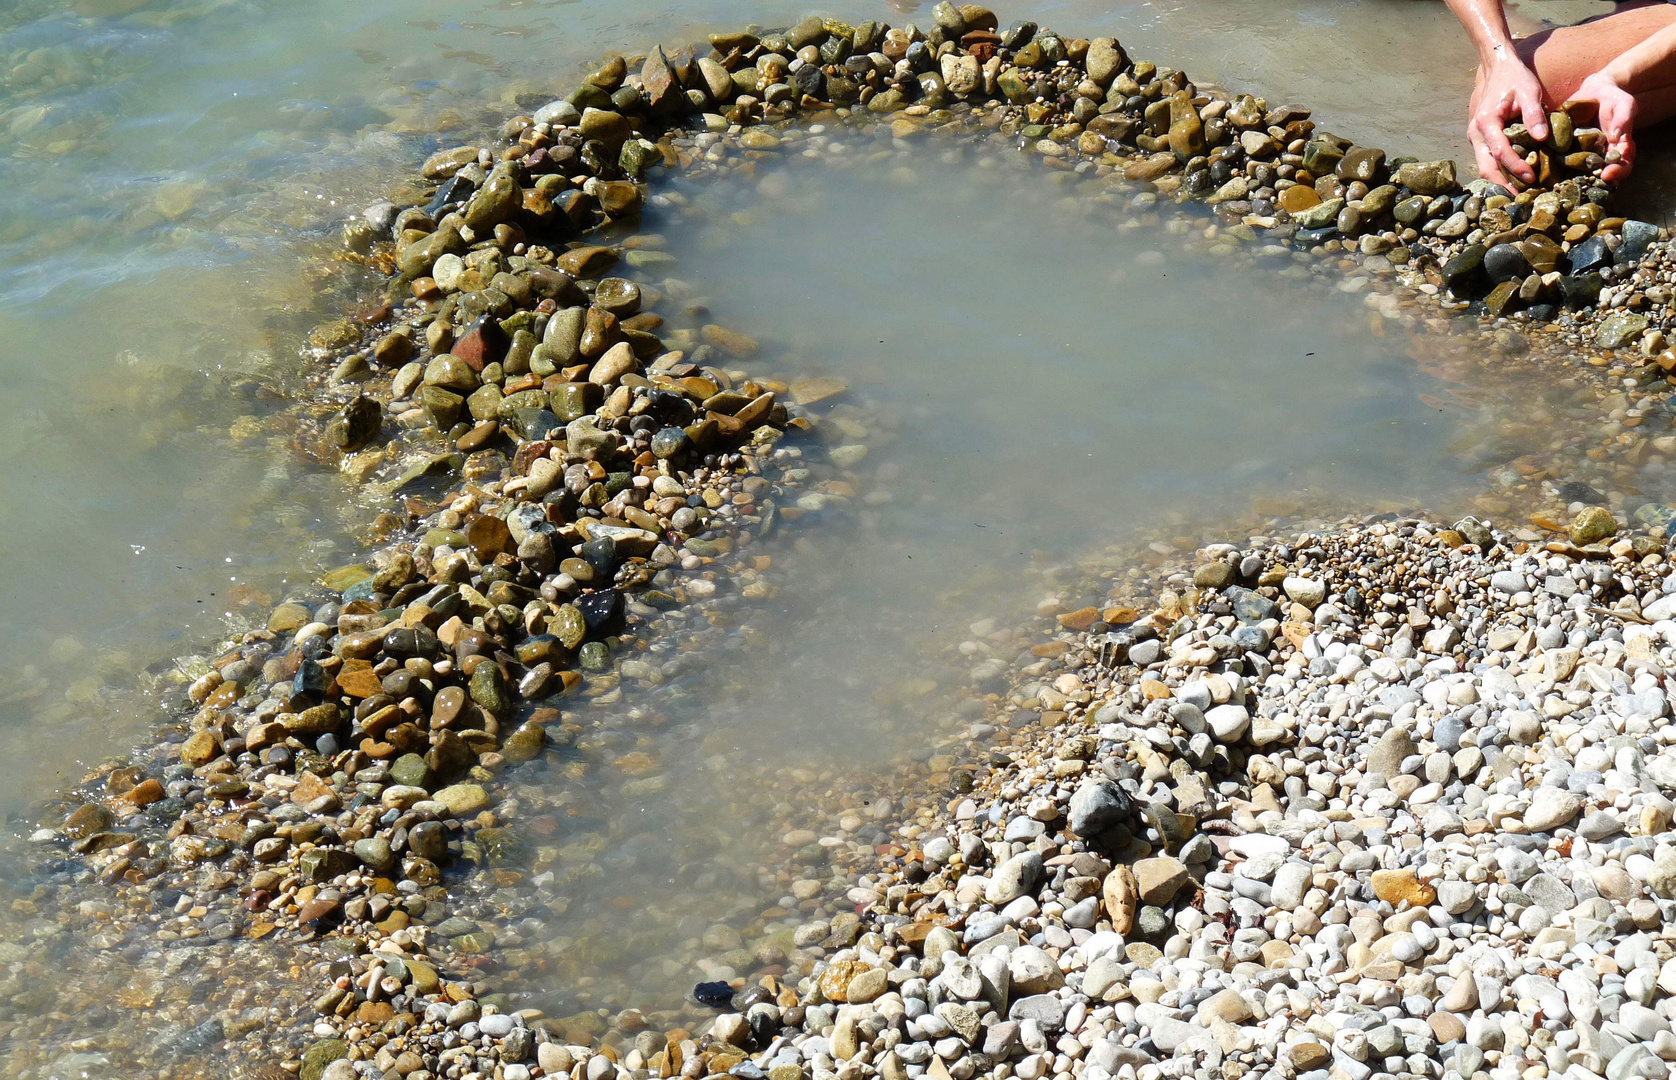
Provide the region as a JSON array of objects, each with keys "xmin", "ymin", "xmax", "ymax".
[
  {"xmin": 1469, "ymin": 55, "xmax": 1550, "ymax": 186},
  {"xmin": 1571, "ymin": 69, "xmax": 1637, "ymax": 183}
]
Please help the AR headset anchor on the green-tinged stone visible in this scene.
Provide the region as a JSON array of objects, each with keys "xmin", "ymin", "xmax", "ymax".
[
  {"xmin": 568, "ymin": 83, "xmax": 611, "ymax": 111},
  {"xmin": 1484, "ymin": 280, "xmax": 1520, "ymax": 317},
  {"xmin": 468, "ymin": 663, "xmax": 510, "ymax": 715},
  {"xmin": 424, "ymin": 353, "xmax": 479, "ymax": 392},
  {"xmin": 389, "ymin": 753, "xmax": 431, "ymax": 789},
  {"xmin": 867, "ymin": 88, "xmax": 906, "ymax": 114},
  {"xmin": 1392, "ymin": 195, "xmax": 1427, "ymax": 224},
  {"xmin": 422, "ymin": 528, "xmax": 469, "ymax": 550},
  {"xmin": 504, "ymin": 408, "xmax": 561, "ymax": 442},
  {"xmin": 320, "ymin": 939, "xmax": 366, "ymax": 961},
  {"xmin": 1301, "ymin": 140, "xmax": 1343, "ymax": 175},
  {"xmin": 1569, "ymin": 506, "xmax": 1617, "ymax": 546},
  {"xmin": 322, "ymin": 565, "xmax": 373, "ymax": 592},
  {"xmin": 620, "ymin": 139, "xmax": 659, "ymax": 178},
  {"xmin": 1596, "ymin": 311, "xmax": 1649, "ymax": 350},
  {"xmin": 406, "ymin": 959, "xmax": 440, "ymax": 995},
  {"xmin": 624, "ymin": 250, "xmax": 676, "ymax": 268},
  {"xmin": 549, "ymin": 381, "xmax": 603, "ymax": 422},
  {"xmin": 498, "ymin": 389, "xmax": 549, "ymax": 415},
  {"xmin": 578, "ymin": 109, "xmax": 631, "ymax": 148},
  {"xmin": 1394, "ymin": 159, "xmax": 1457, "ymax": 196},
  {"xmin": 421, "ymin": 386, "xmax": 465, "ymax": 430},
  {"xmin": 474, "ymin": 827, "xmax": 529, "ymax": 868},
  {"xmin": 353, "ymin": 838, "xmax": 396, "ymax": 873},
  {"xmin": 301, "ymin": 1040, "xmax": 349, "ymax": 1080},
  {"xmin": 467, "ymin": 384, "xmax": 504, "ymax": 421},
  {"xmin": 299, "ymin": 847, "xmax": 356, "ymax": 884},
  {"xmin": 435, "ymin": 783, "xmax": 491, "ymax": 816},
  {"xmin": 452, "ymin": 930, "xmax": 496, "ymax": 954},
  {"xmin": 268, "ymin": 603, "xmax": 311, "ymax": 633},
  {"xmin": 1441, "ymin": 244, "xmax": 1486, "ymax": 295},
  {"xmin": 1293, "ymin": 198, "xmax": 1344, "ymax": 230},
  {"xmin": 997, "ymin": 68, "xmax": 1032, "ymax": 104},
  {"xmin": 502, "ymin": 309, "xmax": 540, "ymax": 336},
  {"xmin": 1207, "ymin": 176, "xmax": 1249, "ymax": 204},
  {"xmin": 819, "ymin": 34, "xmax": 851, "ymax": 65},
  {"xmin": 1358, "ymin": 185, "xmax": 1398, "ymax": 217},
  {"xmin": 464, "ymin": 163, "xmax": 520, "ymax": 230},
  {"xmin": 551, "ymin": 605, "xmax": 586, "ymax": 649},
  {"xmin": 397, "ymin": 226, "xmax": 463, "ymax": 278},
  {"xmin": 579, "ymin": 641, "xmax": 611, "ymax": 672},
  {"xmin": 327, "ymin": 395, "xmax": 382, "ymax": 452},
  {"xmin": 502, "ymin": 721, "xmax": 547, "ymax": 764}
]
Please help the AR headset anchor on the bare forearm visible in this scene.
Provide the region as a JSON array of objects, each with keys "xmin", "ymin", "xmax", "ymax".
[
  {"xmin": 1599, "ymin": 23, "xmax": 1676, "ymax": 95},
  {"xmin": 1444, "ymin": 0, "xmax": 1520, "ymax": 64},
  {"xmin": 1449, "ymin": 0, "xmax": 1548, "ymax": 182}
]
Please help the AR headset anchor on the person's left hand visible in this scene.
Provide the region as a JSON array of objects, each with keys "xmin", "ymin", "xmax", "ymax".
[{"xmin": 1572, "ymin": 69, "xmax": 1637, "ymax": 183}]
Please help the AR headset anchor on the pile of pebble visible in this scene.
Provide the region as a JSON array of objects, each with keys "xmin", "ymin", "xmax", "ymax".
[
  {"xmin": 715, "ymin": 510, "xmax": 1676, "ymax": 1080},
  {"xmin": 354, "ymin": 3, "xmax": 1666, "ymax": 333},
  {"xmin": 18, "ymin": 7, "xmax": 1676, "ymax": 1080}
]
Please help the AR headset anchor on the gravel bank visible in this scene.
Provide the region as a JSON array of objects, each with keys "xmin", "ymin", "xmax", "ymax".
[{"xmin": 726, "ymin": 513, "xmax": 1676, "ymax": 1080}]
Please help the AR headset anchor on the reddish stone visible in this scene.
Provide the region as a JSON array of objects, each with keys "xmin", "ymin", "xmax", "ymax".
[
  {"xmin": 450, "ymin": 315, "xmax": 508, "ymax": 373},
  {"xmin": 580, "ymin": 306, "xmax": 621, "ymax": 358},
  {"xmin": 555, "ymin": 245, "xmax": 618, "ymax": 278},
  {"xmin": 512, "ymin": 440, "xmax": 553, "ymax": 475},
  {"xmin": 642, "ymin": 46, "xmax": 681, "ymax": 115},
  {"xmin": 123, "ymin": 779, "xmax": 166, "ymax": 807},
  {"xmin": 291, "ymin": 771, "xmax": 335, "ymax": 808},
  {"xmin": 336, "ymin": 667, "xmax": 384, "ymax": 699},
  {"xmin": 556, "ymin": 190, "xmax": 594, "ymax": 225},
  {"xmin": 296, "ymin": 897, "xmax": 340, "ymax": 926},
  {"xmin": 467, "ymin": 515, "xmax": 513, "ymax": 558}
]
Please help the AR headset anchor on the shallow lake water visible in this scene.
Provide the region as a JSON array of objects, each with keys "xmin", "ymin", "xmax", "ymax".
[
  {"xmin": 0, "ymin": 0, "xmax": 1657, "ymax": 1066},
  {"xmin": 0, "ymin": 0, "xmax": 1509, "ymax": 805},
  {"xmin": 464, "ymin": 140, "xmax": 1501, "ymax": 1019}
]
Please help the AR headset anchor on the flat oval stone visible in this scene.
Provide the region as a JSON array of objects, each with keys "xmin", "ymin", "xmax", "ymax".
[{"xmin": 432, "ymin": 685, "xmax": 467, "ymax": 726}]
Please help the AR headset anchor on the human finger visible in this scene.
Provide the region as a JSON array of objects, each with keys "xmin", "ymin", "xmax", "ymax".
[
  {"xmin": 1472, "ymin": 134, "xmax": 1511, "ymax": 187},
  {"xmin": 1477, "ymin": 119, "xmax": 1534, "ymax": 183},
  {"xmin": 1606, "ymin": 94, "xmax": 1638, "ymax": 143},
  {"xmin": 1516, "ymin": 85, "xmax": 1549, "ymax": 140},
  {"xmin": 1477, "ymin": 153, "xmax": 1511, "ymax": 187},
  {"xmin": 1602, "ymin": 129, "xmax": 1635, "ymax": 183}
]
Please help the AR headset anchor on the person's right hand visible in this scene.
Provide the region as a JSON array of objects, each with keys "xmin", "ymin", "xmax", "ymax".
[{"xmin": 1469, "ymin": 55, "xmax": 1550, "ymax": 186}]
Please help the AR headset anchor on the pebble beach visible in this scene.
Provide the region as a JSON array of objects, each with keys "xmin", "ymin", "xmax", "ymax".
[{"xmin": 16, "ymin": 7, "xmax": 1676, "ymax": 1080}]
